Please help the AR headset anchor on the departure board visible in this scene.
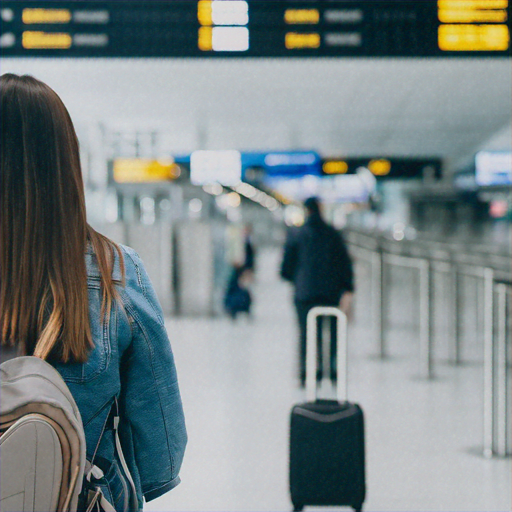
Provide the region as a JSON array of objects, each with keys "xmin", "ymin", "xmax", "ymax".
[
  {"xmin": 1, "ymin": 1, "xmax": 510, "ymax": 58},
  {"xmin": 321, "ymin": 157, "xmax": 442, "ymax": 179}
]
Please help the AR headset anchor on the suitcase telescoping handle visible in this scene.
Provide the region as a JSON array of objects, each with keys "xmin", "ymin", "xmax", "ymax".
[{"xmin": 306, "ymin": 306, "xmax": 348, "ymax": 403}]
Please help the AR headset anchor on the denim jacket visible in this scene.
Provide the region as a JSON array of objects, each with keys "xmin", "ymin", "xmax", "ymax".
[{"xmin": 53, "ymin": 244, "xmax": 187, "ymax": 510}]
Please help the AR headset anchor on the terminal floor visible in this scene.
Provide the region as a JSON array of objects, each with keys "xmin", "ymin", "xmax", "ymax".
[{"xmin": 145, "ymin": 249, "xmax": 511, "ymax": 512}]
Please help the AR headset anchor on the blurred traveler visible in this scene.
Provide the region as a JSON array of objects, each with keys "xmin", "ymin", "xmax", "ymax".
[
  {"xmin": 224, "ymin": 266, "xmax": 252, "ymax": 320},
  {"xmin": 243, "ymin": 223, "xmax": 256, "ymax": 275},
  {"xmin": 0, "ymin": 74, "xmax": 187, "ymax": 511},
  {"xmin": 280, "ymin": 197, "xmax": 354, "ymax": 386},
  {"xmin": 225, "ymin": 223, "xmax": 245, "ymax": 269},
  {"xmin": 224, "ymin": 223, "xmax": 255, "ymax": 319}
]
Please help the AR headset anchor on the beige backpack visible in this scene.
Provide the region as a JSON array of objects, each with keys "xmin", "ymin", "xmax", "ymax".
[{"xmin": 0, "ymin": 356, "xmax": 135, "ymax": 512}]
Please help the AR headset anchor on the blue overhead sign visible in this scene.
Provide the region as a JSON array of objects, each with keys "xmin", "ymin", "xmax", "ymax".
[
  {"xmin": 263, "ymin": 151, "xmax": 321, "ymax": 177},
  {"xmin": 475, "ymin": 151, "xmax": 512, "ymax": 187},
  {"xmin": 241, "ymin": 151, "xmax": 321, "ymax": 181}
]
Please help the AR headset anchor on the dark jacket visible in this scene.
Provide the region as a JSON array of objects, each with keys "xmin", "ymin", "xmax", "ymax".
[{"xmin": 280, "ymin": 213, "xmax": 354, "ymax": 304}]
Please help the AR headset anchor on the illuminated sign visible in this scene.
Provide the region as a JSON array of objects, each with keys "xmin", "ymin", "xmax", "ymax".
[
  {"xmin": 438, "ymin": 10, "xmax": 507, "ymax": 23},
  {"xmin": 263, "ymin": 152, "xmax": 321, "ymax": 177},
  {"xmin": 197, "ymin": 0, "xmax": 213, "ymax": 26},
  {"xmin": 198, "ymin": 1, "xmax": 249, "ymax": 26},
  {"xmin": 113, "ymin": 158, "xmax": 180, "ymax": 183},
  {"xmin": 284, "ymin": 9, "xmax": 320, "ymax": 25},
  {"xmin": 190, "ymin": 150, "xmax": 242, "ymax": 186},
  {"xmin": 198, "ymin": 0, "xmax": 249, "ymax": 52},
  {"xmin": 438, "ymin": 0, "xmax": 510, "ymax": 52},
  {"xmin": 199, "ymin": 26, "xmax": 249, "ymax": 51},
  {"xmin": 321, "ymin": 158, "xmax": 442, "ymax": 180},
  {"xmin": 22, "ymin": 31, "xmax": 72, "ymax": 49},
  {"xmin": 438, "ymin": 0, "xmax": 508, "ymax": 9},
  {"xmin": 322, "ymin": 160, "xmax": 349, "ymax": 175},
  {"xmin": 438, "ymin": 24, "xmax": 509, "ymax": 51},
  {"xmin": 368, "ymin": 159, "xmax": 391, "ymax": 176},
  {"xmin": 285, "ymin": 32, "xmax": 320, "ymax": 49},
  {"xmin": 198, "ymin": 26, "xmax": 213, "ymax": 51},
  {"xmin": 22, "ymin": 8, "xmax": 71, "ymax": 24},
  {"xmin": 475, "ymin": 151, "xmax": 512, "ymax": 186},
  {"xmin": 1, "ymin": 1, "xmax": 510, "ymax": 57}
]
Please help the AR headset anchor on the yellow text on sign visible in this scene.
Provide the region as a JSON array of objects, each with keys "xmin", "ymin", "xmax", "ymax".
[
  {"xmin": 22, "ymin": 8, "xmax": 72, "ymax": 24},
  {"xmin": 438, "ymin": 24, "xmax": 510, "ymax": 51},
  {"xmin": 198, "ymin": 1, "xmax": 213, "ymax": 26},
  {"xmin": 285, "ymin": 32, "xmax": 321, "ymax": 49},
  {"xmin": 113, "ymin": 159, "xmax": 181, "ymax": 183},
  {"xmin": 368, "ymin": 159, "xmax": 391, "ymax": 176},
  {"xmin": 438, "ymin": 0, "xmax": 508, "ymax": 10},
  {"xmin": 323, "ymin": 161, "xmax": 349, "ymax": 175},
  {"xmin": 198, "ymin": 26, "xmax": 213, "ymax": 50},
  {"xmin": 22, "ymin": 31, "xmax": 72, "ymax": 49},
  {"xmin": 284, "ymin": 9, "xmax": 320, "ymax": 24},
  {"xmin": 438, "ymin": 9, "xmax": 507, "ymax": 23}
]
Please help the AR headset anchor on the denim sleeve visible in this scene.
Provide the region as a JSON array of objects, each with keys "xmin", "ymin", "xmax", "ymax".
[{"xmin": 119, "ymin": 247, "xmax": 187, "ymax": 503}]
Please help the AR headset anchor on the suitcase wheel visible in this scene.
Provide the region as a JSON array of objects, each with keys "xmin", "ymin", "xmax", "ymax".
[
  {"xmin": 292, "ymin": 504, "xmax": 303, "ymax": 512},
  {"xmin": 353, "ymin": 505, "xmax": 363, "ymax": 512}
]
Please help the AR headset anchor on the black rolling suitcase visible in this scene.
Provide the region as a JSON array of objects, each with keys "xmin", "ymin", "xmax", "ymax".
[{"xmin": 289, "ymin": 307, "xmax": 366, "ymax": 512}]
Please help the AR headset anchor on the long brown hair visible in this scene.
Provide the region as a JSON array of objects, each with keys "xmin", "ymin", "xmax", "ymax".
[{"xmin": 0, "ymin": 73, "xmax": 123, "ymax": 363}]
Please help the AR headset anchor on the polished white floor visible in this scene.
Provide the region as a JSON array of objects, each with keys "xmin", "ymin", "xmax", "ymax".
[{"xmin": 145, "ymin": 249, "xmax": 511, "ymax": 512}]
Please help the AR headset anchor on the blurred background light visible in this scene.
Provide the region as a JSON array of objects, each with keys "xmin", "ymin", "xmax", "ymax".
[{"xmin": 191, "ymin": 150, "xmax": 242, "ymax": 186}]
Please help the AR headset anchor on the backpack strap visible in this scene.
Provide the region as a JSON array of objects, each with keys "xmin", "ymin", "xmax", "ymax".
[
  {"xmin": 81, "ymin": 404, "xmax": 116, "ymax": 512},
  {"xmin": 84, "ymin": 398, "xmax": 138, "ymax": 511},
  {"xmin": 85, "ymin": 401, "xmax": 114, "ymax": 482},
  {"xmin": 84, "ymin": 487, "xmax": 116, "ymax": 512},
  {"xmin": 112, "ymin": 397, "xmax": 139, "ymax": 512}
]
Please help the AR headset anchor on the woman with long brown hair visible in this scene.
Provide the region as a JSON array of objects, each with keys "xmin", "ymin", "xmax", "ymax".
[{"xmin": 0, "ymin": 73, "xmax": 187, "ymax": 510}]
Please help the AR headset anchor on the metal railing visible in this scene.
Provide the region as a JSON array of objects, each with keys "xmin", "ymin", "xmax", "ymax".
[
  {"xmin": 345, "ymin": 228, "xmax": 511, "ymax": 458},
  {"xmin": 484, "ymin": 276, "xmax": 511, "ymax": 458}
]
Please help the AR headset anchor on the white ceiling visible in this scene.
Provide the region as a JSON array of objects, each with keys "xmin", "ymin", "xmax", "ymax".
[{"xmin": 2, "ymin": 57, "xmax": 511, "ymax": 165}]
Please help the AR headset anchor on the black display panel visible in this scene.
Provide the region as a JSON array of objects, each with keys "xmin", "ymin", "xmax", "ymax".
[
  {"xmin": 1, "ymin": 1, "xmax": 510, "ymax": 58},
  {"xmin": 321, "ymin": 157, "xmax": 442, "ymax": 179}
]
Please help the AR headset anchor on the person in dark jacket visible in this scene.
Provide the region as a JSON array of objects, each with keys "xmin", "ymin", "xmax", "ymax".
[{"xmin": 280, "ymin": 197, "xmax": 354, "ymax": 386}]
